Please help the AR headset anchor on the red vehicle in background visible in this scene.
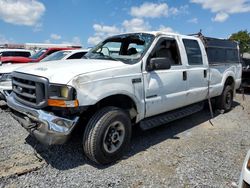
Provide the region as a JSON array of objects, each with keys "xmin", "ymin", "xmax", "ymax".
[{"xmin": 0, "ymin": 47, "xmax": 77, "ymax": 64}]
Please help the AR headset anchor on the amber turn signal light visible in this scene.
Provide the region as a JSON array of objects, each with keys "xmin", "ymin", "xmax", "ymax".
[{"xmin": 48, "ymin": 99, "xmax": 79, "ymax": 108}]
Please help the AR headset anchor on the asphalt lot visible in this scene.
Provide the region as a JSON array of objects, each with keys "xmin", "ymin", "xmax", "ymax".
[{"xmin": 0, "ymin": 92, "xmax": 250, "ymax": 188}]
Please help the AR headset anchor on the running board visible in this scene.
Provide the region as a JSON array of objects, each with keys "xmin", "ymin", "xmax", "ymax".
[{"xmin": 140, "ymin": 102, "xmax": 204, "ymax": 130}]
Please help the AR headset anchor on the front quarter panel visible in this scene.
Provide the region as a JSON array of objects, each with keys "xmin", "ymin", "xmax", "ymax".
[{"xmin": 68, "ymin": 63, "xmax": 145, "ymax": 122}]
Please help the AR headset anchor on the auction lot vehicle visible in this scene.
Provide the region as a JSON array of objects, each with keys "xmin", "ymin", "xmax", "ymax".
[
  {"xmin": 0, "ymin": 47, "xmax": 76, "ymax": 64},
  {"xmin": 6, "ymin": 32, "xmax": 242, "ymax": 164},
  {"xmin": 0, "ymin": 49, "xmax": 32, "ymax": 65},
  {"xmin": 0, "ymin": 49, "xmax": 89, "ymax": 101},
  {"xmin": 40, "ymin": 49, "xmax": 89, "ymax": 62},
  {"xmin": 239, "ymin": 150, "xmax": 250, "ymax": 187},
  {"xmin": 241, "ymin": 53, "xmax": 250, "ymax": 88},
  {"xmin": 0, "ymin": 64, "xmax": 28, "ymax": 100}
]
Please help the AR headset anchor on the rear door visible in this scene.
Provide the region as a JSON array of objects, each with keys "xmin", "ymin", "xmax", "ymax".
[{"xmin": 181, "ymin": 38, "xmax": 208, "ymax": 105}]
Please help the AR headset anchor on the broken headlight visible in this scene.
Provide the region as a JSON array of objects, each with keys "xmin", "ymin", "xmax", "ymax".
[{"xmin": 49, "ymin": 84, "xmax": 76, "ymax": 100}]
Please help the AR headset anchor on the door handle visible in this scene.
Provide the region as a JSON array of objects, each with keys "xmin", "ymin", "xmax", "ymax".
[
  {"xmin": 183, "ymin": 71, "xmax": 187, "ymax": 81},
  {"xmin": 204, "ymin": 70, "xmax": 207, "ymax": 78}
]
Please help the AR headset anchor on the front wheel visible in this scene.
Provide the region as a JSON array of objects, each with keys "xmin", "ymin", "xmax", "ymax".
[
  {"xmin": 83, "ymin": 107, "xmax": 131, "ymax": 164},
  {"xmin": 216, "ymin": 85, "xmax": 233, "ymax": 112}
]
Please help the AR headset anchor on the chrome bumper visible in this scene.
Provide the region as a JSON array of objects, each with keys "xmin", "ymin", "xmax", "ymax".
[{"xmin": 7, "ymin": 94, "xmax": 79, "ymax": 145}]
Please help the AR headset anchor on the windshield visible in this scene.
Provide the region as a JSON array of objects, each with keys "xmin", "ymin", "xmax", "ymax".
[
  {"xmin": 41, "ymin": 51, "xmax": 71, "ymax": 62},
  {"xmin": 85, "ymin": 33, "xmax": 155, "ymax": 64},
  {"xmin": 30, "ymin": 49, "xmax": 47, "ymax": 59}
]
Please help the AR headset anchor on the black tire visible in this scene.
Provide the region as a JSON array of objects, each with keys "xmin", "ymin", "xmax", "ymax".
[
  {"xmin": 216, "ymin": 85, "xmax": 233, "ymax": 112},
  {"xmin": 83, "ymin": 106, "xmax": 131, "ymax": 164}
]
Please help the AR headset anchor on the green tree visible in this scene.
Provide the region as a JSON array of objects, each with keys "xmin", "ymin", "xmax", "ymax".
[{"xmin": 229, "ymin": 30, "xmax": 250, "ymax": 56}]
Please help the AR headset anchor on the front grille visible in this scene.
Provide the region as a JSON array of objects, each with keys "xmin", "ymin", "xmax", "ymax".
[{"xmin": 12, "ymin": 72, "xmax": 48, "ymax": 108}]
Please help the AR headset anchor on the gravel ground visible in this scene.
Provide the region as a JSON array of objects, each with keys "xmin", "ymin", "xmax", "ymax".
[{"xmin": 0, "ymin": 93, "xmax": 250, "ymax": 188}]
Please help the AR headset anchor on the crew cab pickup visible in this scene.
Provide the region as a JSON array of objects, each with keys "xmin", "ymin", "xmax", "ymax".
[
  {"xmin": 0, "ymin": 47, "xmax": 76, "ymax": 64},
  {"xmin": 6, "ymin": 32, "xmax": 242, "ymax": 164}
]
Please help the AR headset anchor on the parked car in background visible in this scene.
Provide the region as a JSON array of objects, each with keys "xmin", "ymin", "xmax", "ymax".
[
  {"xmin": 241, "ymin": 53, "xmax": 250, "ymax": 89},
  {"xmin": 0, "ymin": 49, "xmax": 33, "ymax": 65},
  {"xmin": 6, "ymin": 31, "xmax": 241, "ymax": 164},
  {"xmin": 0, "ymin": 47, "xmax": 77, "ymax": 64},
  {"xmin": 0, "ymin": 64, "xmax": 26, "ymax": 100},
  {"xmin": 0, "ymin": 49, "xmax": 89, "ymax": 101},
  {"xmin": 239, "ymin": 150, "xmax": 250, "ymax": 187},
  {"xmin": 40, "ymin": 49, "xmax": 89, "ymax": 62}
]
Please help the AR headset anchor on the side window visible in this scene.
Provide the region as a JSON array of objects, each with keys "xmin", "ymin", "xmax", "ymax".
[
  {"xmin": 150, "ymin": 38, "xmax": 181, "ymax": 66},
  {"xmin": 183, "ymin": 39, "xmax": 203, "ymax": 65},
  {"xmin": 67, "ymin": 52, "xmax": 85, "ymax": 59}
]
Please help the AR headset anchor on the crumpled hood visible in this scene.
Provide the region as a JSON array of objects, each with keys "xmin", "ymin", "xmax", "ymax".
[{"xmin": 14, "ymin": 59, "xmax": 127, "ymax": 84}]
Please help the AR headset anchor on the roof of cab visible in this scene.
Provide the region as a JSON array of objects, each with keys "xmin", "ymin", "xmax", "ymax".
[{"xmin": 105, "ymin": 31, "xmax": 196, "ymax": 40}]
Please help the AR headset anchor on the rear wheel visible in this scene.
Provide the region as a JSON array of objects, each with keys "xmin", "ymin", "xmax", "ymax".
[
  {"xmin": 83, "ymin": 106, "xmax": 131, "ymax": 164},
  {"xmin": 216, "ymin": 85, "xmax": 233, "ymax": 112}
]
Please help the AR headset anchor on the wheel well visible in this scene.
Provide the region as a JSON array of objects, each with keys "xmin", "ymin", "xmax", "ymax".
[
  {"xmin": 88, "ymin": 94, "xmax": 138, "ymax": 121},
  {"xmin": 224, "ymin": 76, "xmax": 235, "ymax": 89}
]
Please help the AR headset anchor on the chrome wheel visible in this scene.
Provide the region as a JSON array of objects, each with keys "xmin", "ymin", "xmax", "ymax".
[{"xmin": 103, "ymin": 121, "xmax": 125, "ymax": 154}]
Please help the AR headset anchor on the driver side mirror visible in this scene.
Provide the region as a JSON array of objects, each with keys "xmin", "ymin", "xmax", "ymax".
[{"xmin": 148, "ymin": 57, "xmax": 171, "ymax": 71}]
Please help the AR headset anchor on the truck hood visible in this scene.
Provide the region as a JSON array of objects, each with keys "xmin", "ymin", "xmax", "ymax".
[
  {"xmin": 14, "ymin": 59, "xmax": 127, "ymax": 84},
  {"xmin": 0, "ymin": 63, "xmax": 31, "ymax": 74},
  {"xmin": 0, "ymin": 56, "xmax": 33, "ymax": 64}
]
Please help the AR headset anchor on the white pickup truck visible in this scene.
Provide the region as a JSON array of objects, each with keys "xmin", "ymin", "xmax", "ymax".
[{"xmin": 6, "ymin": 32, "xmax": 242, "ymax": 164}]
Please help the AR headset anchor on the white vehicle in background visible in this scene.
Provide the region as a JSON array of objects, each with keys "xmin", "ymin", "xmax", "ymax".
[
  {"xmin": 0, "ymin": 49, "xmax": 89, "ymax": 100},
  {"xmin": 0, "ymin": 63, "xmax": 28, "ymax": 100},
  {"xmin": 239, "ymin": 150, "xmax": 250, "ymax": 187},
  {"xmin": 40, "ymin": 49, "xmax": 89, "ymax": 62},
  {"xmin": 0, "ymin": 49, "xmax": 33, "ymax": 65}
]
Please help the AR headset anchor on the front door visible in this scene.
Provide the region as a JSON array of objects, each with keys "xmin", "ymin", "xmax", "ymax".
[{"xmin": 143, "ymin": 37, "xmax": 188, "ymax": 118}]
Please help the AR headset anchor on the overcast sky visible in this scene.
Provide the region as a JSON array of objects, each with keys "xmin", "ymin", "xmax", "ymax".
[{"xmin": 0, "ymin": 0, "xmax": 249, "ymax": 47}]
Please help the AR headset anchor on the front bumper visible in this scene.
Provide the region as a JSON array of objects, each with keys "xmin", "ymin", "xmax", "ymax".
[{"xmin": 7, "ymin": 94, "xmax": 79, "ymax": 145}]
